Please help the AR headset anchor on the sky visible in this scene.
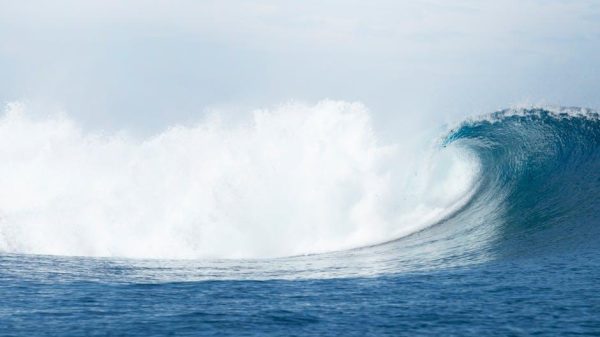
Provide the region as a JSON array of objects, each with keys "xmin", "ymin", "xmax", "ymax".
[{"xmin": 1, "ymin": 0, "xmax": 599, "ymax": 136}]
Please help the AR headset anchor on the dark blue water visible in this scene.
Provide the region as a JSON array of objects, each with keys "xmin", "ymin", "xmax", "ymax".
[{"xmin": 1, "ymin": 108, "xmax": 599, "ymax": 336}]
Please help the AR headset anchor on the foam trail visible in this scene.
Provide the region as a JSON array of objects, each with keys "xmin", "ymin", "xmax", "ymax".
[{"xmin": 0, "ymin": 101, "xmax": 479, "ymax": 259}]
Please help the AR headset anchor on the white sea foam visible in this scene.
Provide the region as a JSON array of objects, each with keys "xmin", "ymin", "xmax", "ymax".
[{"xmin": 0, "ymin": 101, "xmax": 479, "ymax": 259}]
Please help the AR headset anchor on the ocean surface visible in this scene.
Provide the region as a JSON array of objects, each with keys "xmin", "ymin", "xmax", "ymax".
[{"xmin": 1, "ymin": 108, "xmax": 599, "ymax": 336}]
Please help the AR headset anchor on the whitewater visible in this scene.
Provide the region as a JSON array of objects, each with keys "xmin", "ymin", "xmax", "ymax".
[{"xmin": 0, "ymin": 101, "xmax": 478, "ymax": 260}]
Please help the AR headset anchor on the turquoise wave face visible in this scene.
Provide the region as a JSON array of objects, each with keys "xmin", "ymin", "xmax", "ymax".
[{"xmin": 444, "ymin": 108, "xmax": 600, "ymax": 259}]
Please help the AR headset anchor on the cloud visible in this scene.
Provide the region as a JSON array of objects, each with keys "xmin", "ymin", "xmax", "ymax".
[{"xmin": 0, "ymin": 0, "xmax": 599, "ymax": 133}]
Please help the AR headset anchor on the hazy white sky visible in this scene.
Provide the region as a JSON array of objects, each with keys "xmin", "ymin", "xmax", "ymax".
[{"xmin": 1, "ymin": 0, "xmax": 599, "ymax": 135}]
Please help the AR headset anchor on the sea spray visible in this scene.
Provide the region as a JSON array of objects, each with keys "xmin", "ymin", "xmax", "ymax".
[{"xmin": 0, "ymin": 101, "xmax": 478, "ymax": 259}]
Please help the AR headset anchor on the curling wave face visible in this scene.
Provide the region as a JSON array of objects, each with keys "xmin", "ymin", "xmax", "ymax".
[
  {"xmin": 445, "ymin": 108, "xmax": 600, "ymax": 259},
  {"xmin": 0, "ymin": 101, "xmax": 478, "ymax": 259}
]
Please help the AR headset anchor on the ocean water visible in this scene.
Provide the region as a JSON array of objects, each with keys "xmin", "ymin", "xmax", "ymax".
[{"xmin": 1, "ymin": 107, "xmax": 599, "ymax": 336}]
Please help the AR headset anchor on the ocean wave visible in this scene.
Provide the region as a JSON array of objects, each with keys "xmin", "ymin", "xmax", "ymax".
[{"xmin": 0, "ymin": 105, "xmax": 598, "ymax": 280}]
